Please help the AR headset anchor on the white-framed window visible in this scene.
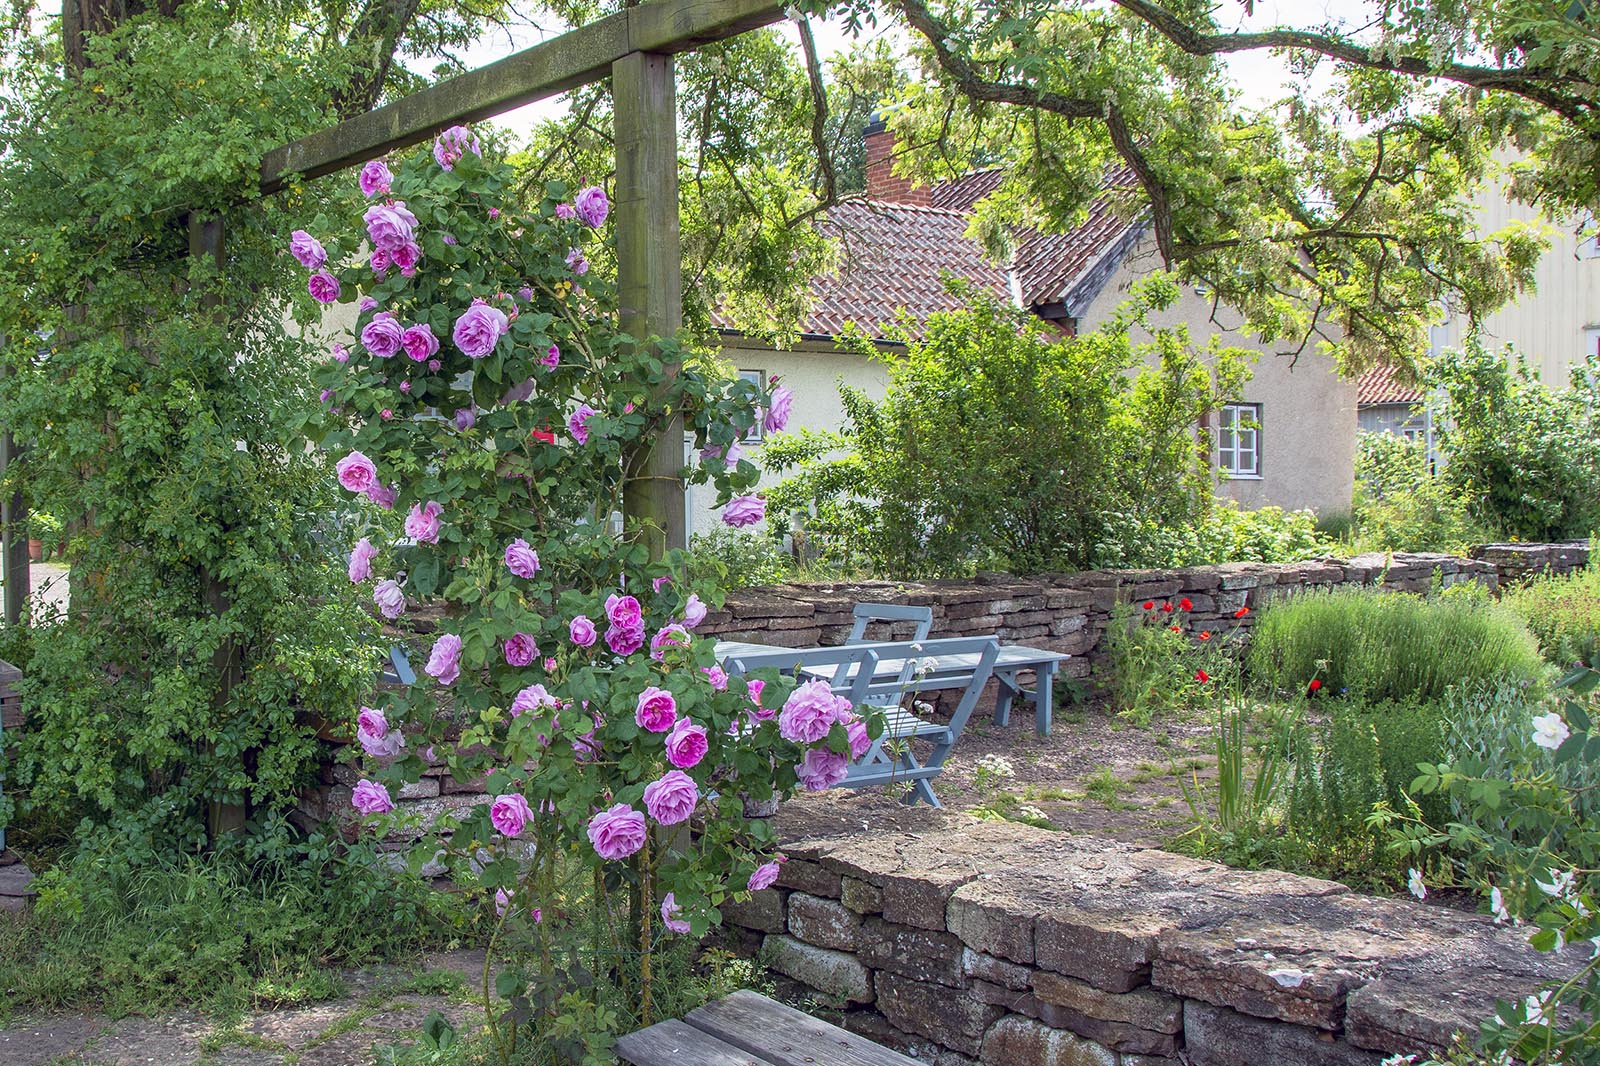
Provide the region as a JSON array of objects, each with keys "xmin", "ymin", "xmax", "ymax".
[
  {"xmin": 1400, "ymin": 426, "xmax": 1425, "ymax": 445},
  {"xmin": 1217, "ymin": 402, "xmax": 1261, "ymax": 478},
  {"xmin": 739, "ymin": 368, "xmax": 766, "ymax": 442}
]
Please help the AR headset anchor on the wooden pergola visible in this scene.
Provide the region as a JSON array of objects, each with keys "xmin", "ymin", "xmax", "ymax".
[{"xmin": 0, "ymin": 0, "xmax": 790, "ymax": 622}]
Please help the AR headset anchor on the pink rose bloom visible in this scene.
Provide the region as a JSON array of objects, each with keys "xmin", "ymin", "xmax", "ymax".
[
  {"xmin": 722, "ymin": 495, "xmax": 766, "ymax": 528},
  {"xmin": 544, "ymin": 656, "xmax": 557, "ymax": 671},
  {"xmin": 453, "ymin": 304, "xmax": 508, "ymax": 359},
  {"xmin": 605, "ymin": 594, "xmax": 642, "ymax": 629},
  {"xmin": 358, "ymin": 160, "xmax": 392, "ymax": 197},
  {"xmin": 587, "ymin": 803, "xmax": 647, "ymax": 860},
  {"xmin": 289, "ymin": 230, "xmax": 326, "ymax": 270},
  {"xmin": 845, "ymin": 717, "xmax": 871, "ymax": 760},
  {"xmin": 351, "ymin": 780, "xmax": 394, "ymax": 815},
  {"xmin": 642, "ymin": 770, "xmax": 699, "ymax": 826},
  {"xmin": 765, "ymin": 383, "xmax": 794, "ymax": 434},
  {"xmin": 779, "ymin": 680, "xmax": 847, "ymax": 744},
  {"xmin": 404, "ymin": 500, "xmax": 442, "ymax": 544},
  {"xmin": 665, "ymin": 718, "xmax": 708, "ymax": 769},
  {"xmin": 635, "ymin": 686, "xmax": 678, "ymax": 733},
  {"xmin": 682, "ymin": 593, "xmax": 708, "ymax": 629},
  {"xmin": 490, "ymin": 792, "xmax": 534, "ymax": 837},
  {"xmin": 331, "ymin": 343, "xmax": 350, "ymax": 363},
  {"xmin": 797, "ymin": 748, "xmax": 849, "ymax": 791},
  {"xmin": 308, "ymin": 271, "xmax": 340, "ymax": 304},
  {"xmin": 503, "ymin": 633, "xmax": 538, "ymax": 667},
  {"xmin": 359, "ymin": 295, "xmax": 379, "ymax": 313},
  {"xmin": 348, "ymin": 536, "xmax": 378, "ymax": 583},
  {"xmin": 748, "ymin": 860, "xmax": 783, "ymax": 892},
  {"xmin": 454, "ymin": 407, "xmax": 477, "ymax": 430},
  {"xmin": 425, "ymin": 633, "xmax": 462, "ymax": 686},
  {"xmin": 652, "ymin": 576, "xmax": 673, "ymax": 593},
  {"xmin": 568, "ymin": 404, "xmax": 595, "ymax": 445},
  {"xmin": 543, "ymin": 344, "xmax": 560, "ymax": 368},
  {"xmin": 606, "ymin": 623, "xmax": 644, "ymax": 656},
  {"xmin": 399, "ymin": 381, "xmax": 411, "ymax": 394},
  {"xmin": 373, "ymin": 578, "xmax": 406, "ymax": 619},
  {"xmin": 660, "ymin": 892, "xmax": 691, "ymax": 935},
  {"xmin": 703, "ymin": 665, "xmax": 728, "ymax": 691},
  {"xmin": 511, "ymin": 683, "xmax": 556, "ymax": 717},
  {"xmin": 504, "ymin": 538, "xmax": 540, "ymax": 579},
  {"xmin": 357, "ymin": 706, "xmax": 404, "ymax": 758},
  {"xmin": 434, "ymin": 125, "xmax": 481, "ymax": 170},
  {"xmin": 363, "ymin": 202, "xmax": 417, "ymax": 252},
  {"xmin": 565, "ymin": 247, "xmax": 589, "ymax": 275},
  {"xmin": 400, "ymin": 322, "xmax": 439, "ymax": 362},
  {"xmin": 575, "ymin": 185, "xmax": 609, "ymax": 227},
  {"xmin": 361, "ymin": 312, "xmax": 404, "ymax": 359},
  {"xmin": 555, "ymin": 202, "xmax": 576, "ymax": 220},
  {"xmin": 700, "ymin": 440, "xmax": 745, "ymax": 468},
  {"xmin": 390, "ymin": 240, "xmax": 421, "ymax": 276},
  {"xmin": 569, "ymin": 615, "xmax": 597, "ymax": 648},
  {"xmin": 370, "ymin": 248, "xmax": 390, "ymax": 277},
  {"xmin": 650, "ymin": 624, "xmax": 690, "ymax": 660},
  {"xmin": 747, "ymin": 678, "xmax": 766, "ymax": 708},
  {"xmin": 367, "ymin": 482, "xmax": 398, "ymax": 510},
  {"xmin": 494, "ymin": 887, "xmax": 514, "ymax": 917}
]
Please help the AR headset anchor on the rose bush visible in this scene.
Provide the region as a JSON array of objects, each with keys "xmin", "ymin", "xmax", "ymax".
[{"xmin": 297, "ymin": 131, "xmax": 876, "ymax": 1054}]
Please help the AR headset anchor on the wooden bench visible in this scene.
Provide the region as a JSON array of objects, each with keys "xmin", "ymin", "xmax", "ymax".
[{"xmin": 615, "ymin": 989, "xmax": 919, "ymax": 1066}]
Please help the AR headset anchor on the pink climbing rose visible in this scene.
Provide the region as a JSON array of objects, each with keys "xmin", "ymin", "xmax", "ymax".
[
  {"xmin": 587, "ymin": 803, "xmax": 647, "ymax": 860},
  {"xmin": 575, "ymin": 185, "xmax": 609, "ymax": 227},
  {"xmin": 453, "ymin": 303, "xmax": 508, "ymax": 358},
  {"xmin": 568, "ymin": 404, "xmax": 595, "ymax": 445},
  {"xmin": 351, "ymin": 780, "xmax": 394, "ymax": 815},
  {"xmin": 367, "ymin": 482, "xmax": 398, "ymax": 510},
  {"xmin": 307, "ymin": 271, "xmax": 340, "ymax": 304},
  {"xmin": 490, "ymin": 793, "xmax": 534, "ymax": 838},
  {"xmin": 358, "ymin": 159, "xmax": 392, "ymax": 197},
  {"xmin": 642, "ymin": 770, "xmax": 699, "ymax": 826},
  {"xmin": 635, "ymin": 686, "xmax": 678, "ymax": 733},
  {"xmin": 660, "ymin": 892, "xmax": 691, "ymax": 935},
  {"xmin": 289, "ymin": 230, "xmax": 326, "ymax": 270},
  {"xmin": 425, "ymin": 633, "xmax": 462, "ymax": 686},
  {"xmin": 797, "ymin": 748, "xmax": 849, "ymax": 792},
  {"xmin": 434, "ymin": 125, "xmax": 481, "ymax": 170},
  {"xmin": 722, "ymin": 495, "xmax": 765, "ymax": 528},
  {"xmin": 665, "ymin": 718, "xmax": 709, "ymax": 769},
  {"xmin": 605, "ymin": 594, "xmax": 642, "ymax": 630},
  {"xmin": 649, "ymin": 624, "xmax": 690, "ymax": 660},
  {"xmin": 511, "ymin": 683, "xmax": 557, "ymax": 717},
  {"xmin": 682, "ymin": 593, "xmax": 708, "ymax": 629},
  {"xmin": 844, "ymin": 717, "xmax": 871, "ymax": 760},
  {"xmin": 361, "ymin": 312, "xmax": 405, "ymax": 358},
  {"xmin": 356, "ymin": 707, "xmax": 404, "ymax": 758},
  {"xmin": 779, "ymin": 679, "xmax": 847, "ymax": 744},
  {"xmin": 764, "ymin": 383, "xmax": 793, "ymax": 434},
  {"xmin": 363, "ymin": 202, "xmax": 417, "ymax": 253},
  {"xmin": 404, "ymin": 500, "xmax": 442, "ymax": 544},
  {"xmin": 748, "ymin": 860, "xmax": 783, "ymax": 892},
  {"xmin": 372, "ymin": 578, "xmax": 406, "ymax": 619},
  {"xmin": 503, "ymin": 633, "xmax": 538, "ymax": 667},
  {"xmin": 569, "ymin": 615, "xmax": 597, "ymax": 647},
  {"xmin": 504, "ymin": 538, "xmax": 541, "ymax": 579},
  {"xmin": 347, "ymin": 537, "xmax": 378, "ymax": 583},
  {"xmin": 336, "ymin": 451, "xmax": 378, "ymax": 494},
  {"xmin": 606, "ymin": 622, "xmax": 644, "ymax": 657},
  {"xmin": 400, "ymin": 322, "xmax": 439, "ymax": 362}
]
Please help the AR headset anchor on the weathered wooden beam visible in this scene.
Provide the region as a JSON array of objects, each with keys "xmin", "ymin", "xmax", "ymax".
[
  {"xmin": 260, "ymin": 0, "xmax": 785, "ymax": 194},
  {"xmin": 615, "ymin": 51, "xmax": 686, "ymax": 559}
]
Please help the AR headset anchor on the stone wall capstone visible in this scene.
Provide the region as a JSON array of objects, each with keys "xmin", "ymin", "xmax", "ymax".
[{"xmin": 727, "ymin": 807, "xmax": 1579, "ymax": 1066}]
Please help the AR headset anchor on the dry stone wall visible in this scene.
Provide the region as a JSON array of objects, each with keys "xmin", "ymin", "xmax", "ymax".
[
  {"xmin": 699, "ymin": 552, "xmax": 1503, "ymax": 682},
  {"xmin": 724, "ymin": 806, "xmax": 1579, "ymax": 1066},
  {"xmin": 1469, "ymin": 541, "xmax": 1591, "ymax": 586}
]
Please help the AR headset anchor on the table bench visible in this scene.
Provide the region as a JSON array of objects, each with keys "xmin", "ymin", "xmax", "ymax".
[
  {"xmin": 716, "ymin": 639, "xmax": 1070, "ymax": 736},
  {"xmin": 615, "ymin": 989, "xmax": 919, "ymax": 1066}
]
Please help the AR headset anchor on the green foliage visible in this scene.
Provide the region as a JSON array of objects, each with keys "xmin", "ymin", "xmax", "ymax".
[
  {"xmin": 1431, "ymin": 343, "xmax": 1600, "ymax": 542},
  {"xmin": 1106, "ymin": 601, "xmax": 1241, "ymax": 725},
  {"xmin": 685, "ymin": 527, "xmax": 795, "ymax": 591},
  {"xmin": 760, "ymin": 428, "xmax": 875, "ymax": 573},
  {"xmin": 1106, "ymin": 503, "xmax": 1333, "ymax": 570},
  {"xmin": 0, "ymin": 831, "xmax": 453, "ymax": 1019},
  {"xmin": 768, "ymin": 280, "xmax": 1249, "ymax": 578},
  {"xmin": 1246, "ymin": 586, "xmax": 1545, "ymax": 704},
  {"xmin": 1347, "ymin": 430, "xmax": 1489, "ymax": 554},
  {"xmin": 0, "ymin": 7, "xmax": 380, "ymax": 844},
  {"xmin": 1500, "ymin": 564, "xmax": 1600, "ymax": 668}
]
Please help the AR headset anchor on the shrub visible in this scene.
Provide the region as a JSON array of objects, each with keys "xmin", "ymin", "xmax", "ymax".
[
  {"xmin": 1106, "ymin": 600, "xmax": 1242, "ymax": 723},
  {"xmin": 1430, "ymin": 342, "xmax": 1600, "ymax": 542},
  {"xmin": 1500, "ymin": 564, "xmax": 1600, "ymax": 668},
  {"xmin": 686, "ymin": 527, "xmax": 793, "ymax": 591},
  {"xmin": 1246, "ymin": 586, "xmax": 1545, "ymax": 703},
  {"xmin": 1347, "ymin": 430, "xmax": 1488, "ymax": 554}
]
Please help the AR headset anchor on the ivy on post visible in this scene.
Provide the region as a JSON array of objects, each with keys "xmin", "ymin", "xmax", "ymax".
[{"xmin": 614, "ymin": 51, "xmax": 686, "ymax": 561}]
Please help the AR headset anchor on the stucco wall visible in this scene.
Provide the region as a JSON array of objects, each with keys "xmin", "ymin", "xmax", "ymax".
[
  {"xmin": 1075, "ymin": 237, "xmax": 1358, "ymax": 516},
  {"xmin": 687, "ymin": 341, "xmax": 889, "ymax": 540}
]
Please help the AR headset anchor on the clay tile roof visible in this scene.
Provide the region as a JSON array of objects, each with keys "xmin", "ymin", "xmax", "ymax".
[
  {"xmin": 1357, "ymin": 363, "xmax": 1423, "ymax": 406},
  {"xmin": 799, "ymin": 200, "xmax": 1011, "ymax": 341}
]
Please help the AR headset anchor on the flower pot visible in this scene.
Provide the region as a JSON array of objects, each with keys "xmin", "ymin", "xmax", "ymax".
[{"xmin": 26, "ymin": 539, "xmax": 41, "ymax": 562}]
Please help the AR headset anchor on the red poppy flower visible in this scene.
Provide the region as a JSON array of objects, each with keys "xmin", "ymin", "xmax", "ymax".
[
  {"xmin": 1233, "ymin": 607, "xmax": 1250, "ymax": 618},
  {"xmin": 1179, "ymin": 597, "xmax": 1193, "ymax": 612},
  {"xmin": 1169, "ymin": 625, "xmax": 1182, "ymax": 633},
  {"xmin": 531, "ymin": 427, "xmax": 556, "ymax": 445},
  {"xmin": 1142, "ymin": 601, "xmax": 1155, "ymax": 611},
  {"xmin": 1198, "ymin": 631, "xmax": 1211, "ymax": 641},
  {"xmin": 1195, "ymin": 669, "xmax": 1210, "ymax": 683},
  {"xmin": 1161, "ymin": 602, "xmax": 1174, "ymax": 613},
  {"xmin": 1308, "ymin": 679, "xmax": 1323, "ymax": 693}
]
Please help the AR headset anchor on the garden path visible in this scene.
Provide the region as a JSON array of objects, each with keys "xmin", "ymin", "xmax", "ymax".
[{"xmin": 0, "ymin": 949, "xmax": 488, "ymax": 1065}]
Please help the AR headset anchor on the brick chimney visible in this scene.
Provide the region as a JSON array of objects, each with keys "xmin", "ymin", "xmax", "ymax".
[{"xmin": 864, "ymin": 116, "xmax": 931, "ymax": 206}]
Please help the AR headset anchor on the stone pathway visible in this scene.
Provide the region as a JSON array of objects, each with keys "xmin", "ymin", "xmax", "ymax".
[{"xmin": 0, "ymin": 950, "xmax": 489, "ymax": 1066}]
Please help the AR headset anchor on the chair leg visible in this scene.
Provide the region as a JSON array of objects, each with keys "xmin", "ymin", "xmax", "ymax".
[
  {"xmin": 993, "ymin": 672, "xmax": 1019, "ymax": 727},
  {"xmin": 1036, "ymin": 666, "xmax": 1056, "ymax": 736}
]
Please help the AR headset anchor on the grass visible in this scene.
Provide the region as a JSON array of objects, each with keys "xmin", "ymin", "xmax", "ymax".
[
  {"xmin": 1500, "ymin": 564, "xmax": 1600, "ymax": 667},
  {"xmin": 1082, "ymin": 768, "xmax": 1135, "ymax": 809}
]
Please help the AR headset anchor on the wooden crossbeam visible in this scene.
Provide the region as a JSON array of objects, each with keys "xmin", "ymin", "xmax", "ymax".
[{"xmin": 259, "ymin": 0, "xmax": 785, "ymax": 194}]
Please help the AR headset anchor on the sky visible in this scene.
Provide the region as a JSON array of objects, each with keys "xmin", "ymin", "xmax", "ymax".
[{"xmin": 431, "ymin": 0, "xmax": 1377, "ymax": 145}]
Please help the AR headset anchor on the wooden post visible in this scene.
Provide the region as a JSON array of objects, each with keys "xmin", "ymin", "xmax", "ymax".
[
  {"xmin": 614, "ymin": 51, "xmax": 686, "ymax": 560},
  {"xmin": 188, "ymin": 213, "xmax": 247, "ymax": 840}
]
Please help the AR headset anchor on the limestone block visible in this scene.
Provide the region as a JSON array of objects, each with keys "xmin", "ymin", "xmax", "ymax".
[
  {"xmin": 1031, "ymin": 970, "xmax": 1182, "ymax": 1033},
  {"xmin": 978, "ymin": 1014, "xmax": 1117, "ymax": 1066},
  {"xmin": 962, "ymin": 947, "xmax": 1033, "ymax": 990},
  {"xmin": 1183, "ymin": 1002, "xmax": 1381, "ymax": 1066},
  {"xmin": 762, "ymin": 935, "xmax": 873, "ymax": 1005},
  {"xmin": 859, "ymin": 916, "xmax": 966, "ymax": 988},
  {"xmin": 841, "ymin": 876, "xmax": 884, "ymax": 914},
  {"xmin": 777, "ymin": 858, "xmax": 842, "ymax": 898},
  {"xmin": 723, "ymin": 889, "xmax": 786, "ymax": 933},
  {"xmin": 876, "ymin": 973, "xmax": 1004, "ymax": 1057},
  {"xmin": 788, "ymin": 892, "xmax": 862, "ymax": 952}
]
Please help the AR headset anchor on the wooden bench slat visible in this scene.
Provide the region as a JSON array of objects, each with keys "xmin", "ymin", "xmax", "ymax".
[
  {"xmin": 614, "ymin": 1017, "xmax": 777, "ymax": 1066},
  {"xmin": 685, "ymin": 989, "xmax": 922, "ymax": 1066}
]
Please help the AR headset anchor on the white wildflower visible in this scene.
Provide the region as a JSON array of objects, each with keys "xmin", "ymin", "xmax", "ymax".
[
  {"xmin": 1537, "ymin": 869, "xmax": 1577, "ymax": 899},
  {"xmin": 1525, "ymin": 990, "xmax": 1554, "ymax": 1026},
  {"xmin": 1531, "ymin": 712, "xmax": 1571, "ymax": 751},
  {"xmin": 1408, "ymin": 868, "xmax": 1427, "ymax": 901},
  {"xmin": 1490, "ymin": 885, "xmax": 1509, "ymax": 924},
  {"xmin": 975, "ymin": 754, "xmax": 1016, "ymax": 780}
]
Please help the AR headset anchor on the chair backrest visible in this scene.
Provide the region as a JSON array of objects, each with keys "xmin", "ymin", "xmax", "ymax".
[
  {"xmin": 846, "ymin": 603, "xmax": 934, "ymax": 644},
  {"xmin": 723, "ymin": 643, "xmax": 886, "ymax": 710},
  {"xmin": 725, "ymin": 636, "xmax": 1001, "ymax": 721}
]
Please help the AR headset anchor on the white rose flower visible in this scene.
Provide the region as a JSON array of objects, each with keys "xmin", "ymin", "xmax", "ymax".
[{"xmin": 1531, "ymin": 711, "xmax": 1571, "ymax": 751}]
